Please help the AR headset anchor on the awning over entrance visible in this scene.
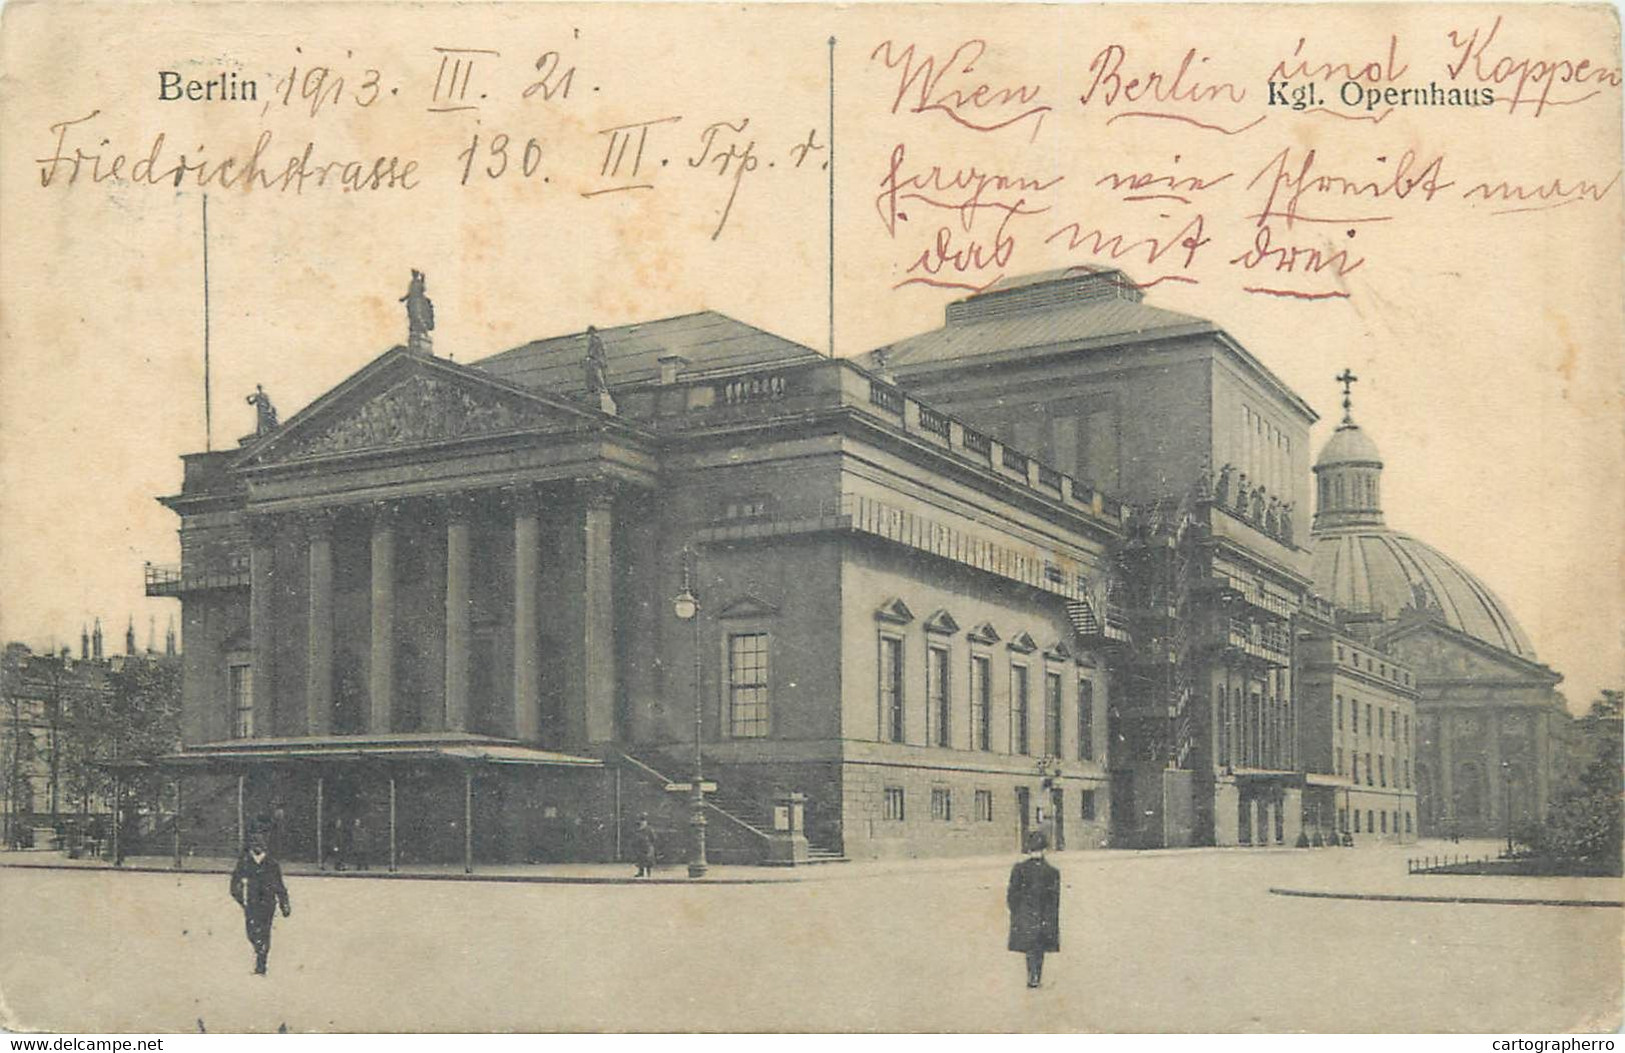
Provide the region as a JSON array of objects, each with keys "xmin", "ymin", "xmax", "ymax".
[
  {"xmin": 149, "ymin": 734, "xmax": 604, "ymax": 875},
  {"xmin": 155, "ymin": 733, "xmax": 604, "ymax": 770}
]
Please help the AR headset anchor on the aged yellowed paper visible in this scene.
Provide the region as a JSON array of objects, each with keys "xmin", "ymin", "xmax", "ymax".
[{"xmin": 0, "ymin": 0, "xmax": 1620, "ymax": 1035}]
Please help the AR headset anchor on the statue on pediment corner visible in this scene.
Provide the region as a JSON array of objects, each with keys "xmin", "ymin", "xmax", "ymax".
[{"xmin": 246, "ymin": 385, "xmax": 279, "ymax": 435}]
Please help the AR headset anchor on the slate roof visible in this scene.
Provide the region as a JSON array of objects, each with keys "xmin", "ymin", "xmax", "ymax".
[
  {"xmin": 471, "ymin": 311, "xmax": 821, "ymax": 395},
  {"xmin": 875, "ymin": 268, "xmax": 1215, "ymax": 370}
]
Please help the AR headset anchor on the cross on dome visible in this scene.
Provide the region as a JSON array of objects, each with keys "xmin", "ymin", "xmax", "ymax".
[{"xmin": 1335, "ymin": 368, "xmax": 1358, "ymax": 424}]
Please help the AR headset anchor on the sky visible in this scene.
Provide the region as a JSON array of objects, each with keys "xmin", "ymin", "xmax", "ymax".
[{"xmin": 0, "ymin": 2, "xmax": 1620, "ymax": 711}]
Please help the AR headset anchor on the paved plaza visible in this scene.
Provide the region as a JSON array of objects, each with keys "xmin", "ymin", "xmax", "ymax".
[{"xmin": 1, "ymin": 840, "xmax": 1619, "ymax": 1033}]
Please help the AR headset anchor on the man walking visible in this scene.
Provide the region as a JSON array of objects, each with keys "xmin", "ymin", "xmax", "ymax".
[
  {"xmin": 230, "ymin": 830, "xmax": 291, "ymax": 976},
  {"xmin": 1006, "ymin": 830, "xmax": 1060, "ymax": 988}
]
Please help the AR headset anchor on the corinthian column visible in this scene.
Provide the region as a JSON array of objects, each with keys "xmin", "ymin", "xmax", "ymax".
[
  {"xmin": 581, "ymin": 482, "xmax": 617, "ymax": 744},
  {"xmin": 305, "ymin": 509, "xmax": 336, "ymax": 736},
  {"xmin": 444, "ymin": 493, "xmax": 476, "ymax": 732},
  {"xmin": 369, "ymin": 501, "xmax": 398, "ymax": 735},
  {"xmin": 248, "ymin": 516, "xmax": 278, "ymax": 738},
  {"xmin": 512, "ymin": 485, "xmax": 543, "ymax": 743}
]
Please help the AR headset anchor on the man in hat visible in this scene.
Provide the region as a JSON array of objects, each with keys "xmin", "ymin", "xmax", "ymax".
[
  {"xmin": 1006, "ymin": 830, "xmax": 1061, "ymax": 988},
  {"xmin": 631, "ymin": 814, "xmax": 657, "ymax": 878},
  {"xmin": 230, "ymin": 829, "xmax": 291, "ymax": 976}
]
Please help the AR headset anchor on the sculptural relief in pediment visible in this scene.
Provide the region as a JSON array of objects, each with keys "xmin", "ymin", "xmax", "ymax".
[{"xmin": 280, "ymin": 374, "xmax": 560, "ymax": 460}]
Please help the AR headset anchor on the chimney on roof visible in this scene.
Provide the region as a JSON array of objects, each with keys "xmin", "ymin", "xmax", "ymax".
[{"xmin": 657, "ymin": 354, "xmax": 689, "ymax": 385}]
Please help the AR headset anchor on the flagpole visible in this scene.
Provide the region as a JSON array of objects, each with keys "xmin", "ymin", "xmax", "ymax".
[{"xmin": 202, "ymin": 194, "xmax": 212, "ymax": 451}]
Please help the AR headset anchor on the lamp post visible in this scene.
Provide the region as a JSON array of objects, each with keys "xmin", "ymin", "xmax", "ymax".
[
  {"xmin": 672, "ymin": 558, "xmax": 707, "ymax": 879},
  {"xmin": 1501, "ymin": 760, "xmax": 1513, "ymax": 857}
]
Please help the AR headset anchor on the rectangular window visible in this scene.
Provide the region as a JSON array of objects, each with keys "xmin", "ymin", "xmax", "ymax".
[
  {"xmin": 1354, "ymin": 810, "xmax": 1361, "ymax": 833},
  {"xmin": 1365, "ymin": 752, "xmax": 1373, "ymax": 786},
  {"xmin": 882, "ymin": 786, "xmax": 905, "ymax": 821},
  {"xmin": 1081, "ymin": 788, "xmax": 1098, "ymax": 821},
  {"xmin": 1381, "ymin": 811, "xmax": 1388, "ymax": 833},
  {"xmin": 1078, "ymin": 680, "xmax": 1095, "ymax": 761},
  {"xmin": 1405, "ymin": 760, "xmax": 1412, "ymax": 789},
  {"xmin": 1380, "ymin": 708, "xmax": 1386, "ymax": 739},
  {"xmin": 970, "ymin": 655, "xmax": 992, "ymax": 751},
  {"xmin": 1336, "ymin": 695, "xmax": 1343, "ymax": 730},
  {"xmin": 928, "ymin": 645, "xmax": 950, "ymax": 748},
  {"xmin": 1379, "ymin": 755, "xmax": 1387, "ymax": 787},
  {"xmin": 1365, "ymin": 704, "xmax": 1372, "ymax": 737},
  {"xmin": 880, "ymin": 636, "xmax": 904, "ymax": 743},
  {"xmin": 1406, "ymin": 812, "xmax": 1413, "ymax": 834},
  {"xmin": 229, "ymin": 663, "xmax": 253, "ymax": 739},
  {"xmin": 1349, "ymin": 700, "xmax": 1357, "ymax": 734},
  {"xmin": 1404, "ymin": 714, "xmax": 1410, "ymax": 744},
  {"xmin": 1336, "ymin": 747, "xmax": 1343, "ymax": 776},
  {"xmin": 1350, "ymin": 753, "xmax": 1358, "ymax": 783},
  {"xmin": 1011, "ymin": 665, "xmax": 1031, "ymax": 755},
  {"xmin": 727, "ymin": 633, "xmax": 771, "ymax": 738},
  {"xmin": 1044, "ymin": 671, "xmax": 1063, "ymax": 757},
  {"xmin": 974, "ymin": 789, "xmax": 994, "ymax": 822},
  {"xmin": 930, "ymin": 786, "xmax": 952, "ymax": 821}
]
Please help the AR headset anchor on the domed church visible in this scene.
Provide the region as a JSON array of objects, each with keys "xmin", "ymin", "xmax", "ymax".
[{"xmin": 1309, "ymin": 379, "xmax": 1567, "ymax": 839}]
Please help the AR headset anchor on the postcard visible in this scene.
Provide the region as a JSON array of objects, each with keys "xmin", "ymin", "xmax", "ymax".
[{"xmin": 0, "ymin": 0, "xmax": 1620, "ymax": 1035}]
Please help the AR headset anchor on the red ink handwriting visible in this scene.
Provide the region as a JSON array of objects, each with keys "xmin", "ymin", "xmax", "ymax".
[
  {"xmin": 1446, "ymin": 17, "xmax": 1622, "ymax": 117},
  {"xmin": 1245, "ymin": 147, "xmax": 1453, "ymax": 226},
  {"xmin": 870, "ymin": 40, "xmax": 1051, "ymax": 137},
  {"xmin": 877, "ymin": 143, "xmax": 1061, "ymax": 235},
  {"xmin": 1268, "ymin": 35, "xmax": 1409, "ymax": 85}
]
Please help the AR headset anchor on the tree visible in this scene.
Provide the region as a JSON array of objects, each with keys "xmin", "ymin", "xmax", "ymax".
[{"xmin": 1526, "ymin": 690, "xmax": 1623, "ymax": 872}]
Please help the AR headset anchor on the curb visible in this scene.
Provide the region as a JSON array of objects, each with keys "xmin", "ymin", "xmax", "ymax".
[
  {"xmin": 0, "ymin": 858, "xmax": 806, "ymax": 887},
  {"xmin": 1268, "ymin": 887, "xmax": 1624, "ymax": 909}
]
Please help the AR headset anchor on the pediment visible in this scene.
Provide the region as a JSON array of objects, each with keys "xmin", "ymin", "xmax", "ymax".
[
  {"xmin": 875, "ymin": 597, "xmax": 915, "ymax": 625},
  {"xmin": 966, "ymin": 621, "xmax": 1001, "ymax": 645},
  {"xmin": 1007, "ymin": 631, "xmax": 1038, "ymax": 654},
  {"xmin": 923, "ymin": 609, "xmax": 960, "ymax": 635},
  {"xmin": 1381, "ymin": 621, "xmax": 1556, "ymax": 684},
  {"xmin": 239, "ymin": 350, "xmax": 594, "ymax": 468}
]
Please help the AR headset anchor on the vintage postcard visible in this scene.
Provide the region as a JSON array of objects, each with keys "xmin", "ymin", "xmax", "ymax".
[{"xmin": 0, "ymin": 0, "xmax": 1620, "ymax": 1036}]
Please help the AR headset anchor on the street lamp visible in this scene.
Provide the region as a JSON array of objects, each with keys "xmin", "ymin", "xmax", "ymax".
[
  {"xmin": 672, "ymin": 558, "xmax": 707, "ymax": 879},
  {"xmin": 1501, "ymin": 760, "xmax": 1513, "ymax": 857}
]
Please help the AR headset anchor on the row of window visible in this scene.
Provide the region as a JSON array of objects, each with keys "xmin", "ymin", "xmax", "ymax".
[
  {"xmin": 1216, "ymin": 683, "xmax": 1294, "ymax": 770},
  {"xmin": 882, "ymin": 785, "xmax": 1101, "ymax": 822},
  {"xmin": 1336, "ymin": 749, "xmax": 1413, "ymax": 789},
  {"xmin": 1337, "ymin": 696, "xmax": 1410, "ymax": 744},
  {"xmin": 1334, "ymin": 645, "xmax": 1412, "ymax": 688},
  {"xmin": 1340, "ymin": 807, "xmax": 1414, "ymax": 836},
  {"xmin": 878, "ymin": 633, "xmax": 1097, "ymax": 760}
]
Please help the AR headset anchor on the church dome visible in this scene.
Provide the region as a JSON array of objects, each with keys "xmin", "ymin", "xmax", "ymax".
[
  {"xmin": 1315, "ymin": 421, "xmax": 1381, "ymax": 467},
  {"xmin": 1309, "ymin": 373, "xmax": 1536, "ymax": 661},
  {"xmin": 1309, "ymin": 530, "xmax": 1538, "ymax": 660}
]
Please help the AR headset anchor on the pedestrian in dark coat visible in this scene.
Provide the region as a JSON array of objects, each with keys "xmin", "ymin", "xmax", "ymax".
[
  {"xmin": 632, "ymin": 815, "xmax": 657, "ymax": 877},
  {"xmin": 1007, "ymin": 830, "xmax": 1060, "ymax": 988},
  {"xmin": 230, "ymin": 832, "xmax": 291, "ymax": 976}
]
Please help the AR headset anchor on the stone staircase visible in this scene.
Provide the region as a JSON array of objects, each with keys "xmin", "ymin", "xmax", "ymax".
[
  {"xmin": 617, "ymin": 751, "xmax": 846, "ymax": 865},
  {"xmin": 706, "ymin": 788, "xmax": 847, "ymax": 864}
]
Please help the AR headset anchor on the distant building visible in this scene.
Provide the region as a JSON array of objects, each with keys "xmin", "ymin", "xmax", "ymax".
[
  {"xmin": 1295, "ymin": 624, "xmax": 1419, "ymax": 844},
  {"xmin": 0, "ymin": 622, "xmax": 179, "ymax": 845},
  {"xmin": 1307, "ymin": 405, "xmax": 1567, "ymax": 839}
]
